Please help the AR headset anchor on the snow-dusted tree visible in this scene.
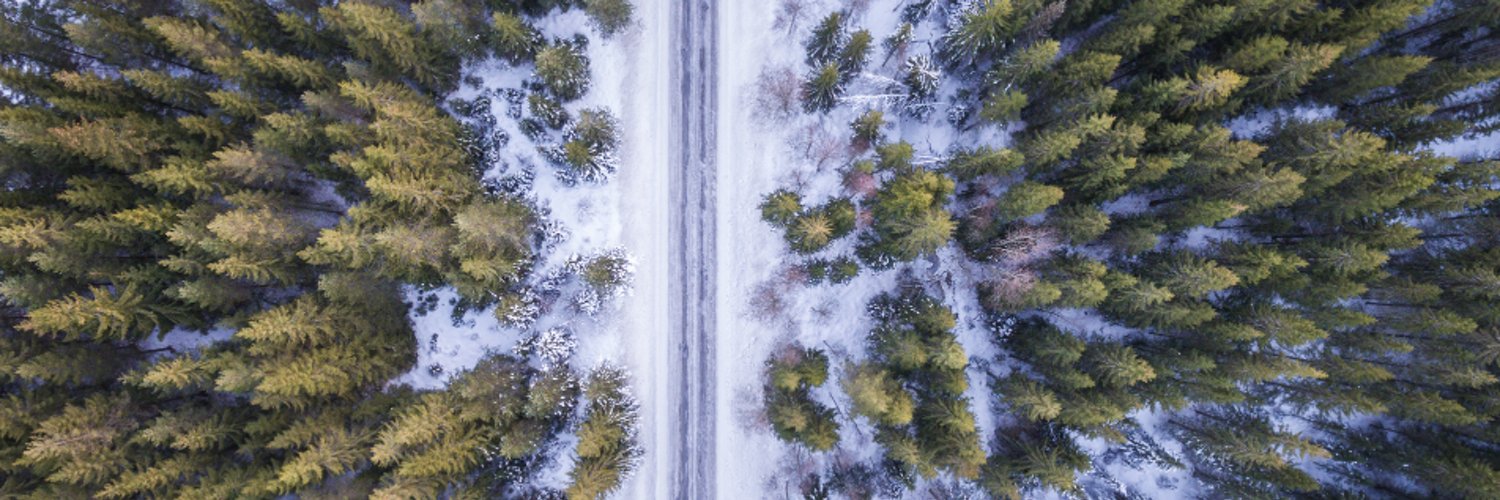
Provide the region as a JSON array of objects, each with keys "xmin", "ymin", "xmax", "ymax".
[
  {"xmin": 803, "ymin": 62, "xmax": 843, "ymax": 113},
  {"xmin": 515, "ymin": 327, "xmax": 578, "ymax": 367},
  {"xmin": 583, "ymin": 0, "xmax": 634, "ymax": 38},
  {"xmin": 553, "ymin": 108, "xmax": 621, "ymax": 184},
  {"xmin": 564, "ymin": 248, "xmax": 634, "ymax": 316},
  {"xmin": 490, "ymin": 11, "xmax": 539, "ymax": 61},
  {"xmin": 567, "ymin": 364, "xmax": 642, "ymax": 499},
  {"xmin": 899, "ymin": 54, "xmax": 942, "ymax": 117},
  {"xmin": 804, "ymin": 12, "xmax": 845, "ymax": 67},
  {"xmin": 535, "ymin": 43, "xmax": 591, "ymax": 101},
  {"xmin": 941, "ymin": 0, "xmax": 1021, "ymax": 67},
  {"xmin": 861, "ymin": 170, "xmax": 956, "ymax": 266}
]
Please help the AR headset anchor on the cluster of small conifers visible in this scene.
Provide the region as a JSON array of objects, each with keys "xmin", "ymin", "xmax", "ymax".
[
  {"xmin": 0, "ymin": 0, "xmax": 637, "ymax": 498},
  {"xmin": 761, "ymin": 0, "xmax": 1500, "ymax": 497}
]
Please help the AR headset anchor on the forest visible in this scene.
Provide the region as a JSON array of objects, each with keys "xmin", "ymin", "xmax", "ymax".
[
  {"xmin": 4, "ymin": 0, "xmax": 1500, "ymax": 498},
  {"xmin": 0, "ymin": 0, "xmax": 639, "ymax": 498},
  {"xmin": 753, "ymin": 0, "xmax": 1500, "ymax": 497}
]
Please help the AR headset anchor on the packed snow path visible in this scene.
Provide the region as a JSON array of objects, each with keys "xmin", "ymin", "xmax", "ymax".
[{"xmin": 669, "ymin": 0, "xmax": 718, "ymax": 498}]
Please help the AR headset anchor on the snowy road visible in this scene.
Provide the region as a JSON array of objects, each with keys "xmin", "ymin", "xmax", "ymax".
[{"xmin": 669, "ymin": 0, "xmax": 717, "ymax": 499}]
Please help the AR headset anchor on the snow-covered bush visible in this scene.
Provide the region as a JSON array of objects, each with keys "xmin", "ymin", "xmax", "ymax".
[
  {"xmin": 549, "ymin": 108, "xmax": 622, "ymax": 185},
  {"xmin": 753, "ymin": 65, "xmax": 804, "ymax": 122},
  {"xmin": 561, "ymin": 248, "xmax": 635, "ymax": 316},
  {"xmin": 494, "ymin": 287, "xmax": 542, "ymax": 329},
  {"xmin": 515, "ymin": 326, "xmax": 578, "ymax": 367},
  {"xmin": 899, "ymin": 54, "xmax": 942, "ymax": 118}
]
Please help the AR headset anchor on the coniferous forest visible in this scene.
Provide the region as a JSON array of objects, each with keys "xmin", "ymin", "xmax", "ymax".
[
  {"xmin": 752, "ymin": 0, "xmax": 1500, "ymax": 497},
  {"xmin": 0, "ymin": 0, "xmax": 638, "ymax": 497},
  {"xmin": 4, "ymin": 0, "xmax": 1500, "ymax": 498}
]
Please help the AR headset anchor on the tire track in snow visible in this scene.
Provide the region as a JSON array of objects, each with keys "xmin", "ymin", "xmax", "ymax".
[{"xmin": 669, "ymin": 0, "xmax": 717, "ymax": 498}]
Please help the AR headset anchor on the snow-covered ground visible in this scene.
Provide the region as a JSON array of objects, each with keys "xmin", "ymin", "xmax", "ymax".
[
  {"xmin": 394, "ymin": 8, "xmax": 643, "ymax": 390},
  {"xmin": 608, "ymin": 0, "xmax": 672, "ymax": 496},
  {"xmin": 715, "ymin": 0, "xmax": 1007, "ymax": 495},
  {"xmin": 382, "ymin": 2, "xmax": 670, "ymax": 494},
  {"xmin": 710, "ymin": 1, "xmax": 1201, "ymax": 496},
  {"xmin": 715, "ymin": 0, "xmax": 798, "ymax": 493}
]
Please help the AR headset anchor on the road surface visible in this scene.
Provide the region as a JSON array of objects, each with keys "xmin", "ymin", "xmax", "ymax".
[{"xmin": 669, "ymin": 0, "xmax": 717, "ymax": 498}]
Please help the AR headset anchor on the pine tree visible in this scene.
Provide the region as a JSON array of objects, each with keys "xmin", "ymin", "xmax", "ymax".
[
  {"xmin": 1165, "ymin": 66, "xmax": 1246, "ymax": 115},
  {"xmin": 1243, "ymin": 43, "xmax": 1342, "ymax": 105},
  {"xmin": 451, "ymin": 199, "xmax": 535, "ymax": 287},
  {"xmin": 994, "ymin": 182, "xmax": 1064, "ymax": 222},
  {"xmin": 1019, "ymin": 126, "xmax": 1083, "ymax": 168},
  {"xmin": 490, "ymin": 11, "xmax": 538, "ymax": 61},
  {"xmin": 805, "ymin": 12, "xmax": 844, "ymax": 67},
  {"xmin": 759, "ymin": 189, "xmax": 802, "ymax": 227},
  {"xmin": 988, "ymin": 39, "xmax": 1060, "ymax": 89},
  {"xmin": 841, "ymin": 362, "xmax": 914, "ymax": 426},
  {"xmin": 535, "ymin": 43, "xmax": 590, "ymax": 101},
  {"xmin": 142, "ymin": 17, "xmax": 234, "ymax": 64},
  {"xmin": 764, "ymin": 346, "xmax": 840, "ymax": 451},
  {"xmin": 838, "ymin": 29, "xmax": 873, "ymax": 77},
  {"xmin": 241, "ymin": 49, "xmax": 336, "ymax": 90},
  {"xmin": 946, "ymin": 146, "xmax": 1024, "ymax": 181},
  {"xmin": 995, "ymin": 376, "xmax": 1061, "ymax": 422},
  {"xmin": 1139, "ymin": 251, "xmax": 1240, "ymax": 299},
  {"xmin": 16, "ymin": 394, "xmax": 139, "ymax": 487},
  {"xmin": 802, "ymin": 62, "xmax": 842, "ymax": 113},
  {"xmin": 21, "ymin": 286, "xmax": 180, "ymax": 342},
  {"xmin": 1081, "ymin": 343, "xmax": 1155, "ymax": 388},
  {"xmin": 941, "ymin": 0, "xmax": 1019, "ymax": 67},
  {"xmin": 555, "ymin": 107, "xmax": 622, "ymax": 184},
  {"xmin": 787, "ymin": 212, "xmax": 835, "ymax": 254},
  {"xmin": 583, "ymin": 0, "xmax": 635, "ymax": 38},
  {"xmin": 980, "ymin": 89, "xmax": 1028, "ymax": 125},
  {"xmin": 863, "ymin": 170, "xmax": 955, "ymax": 264},
  {"xmin": 323, "ymin": 2, "xmax": 457, "ymax": 92},
  {"xmin": 1046, "ymin": 204, "xmax": 1110, "ymax": 244},
  {"xmin": 1046, "ymin": 254, "xmax": 1109, "ymax": 308},
  {"xmin": 849, "ymin": 109, "xmax": 885, "ymax": 150},
  {"xmin": 274, "ymin": 427, "xmax": 370, "ymax": 492}
]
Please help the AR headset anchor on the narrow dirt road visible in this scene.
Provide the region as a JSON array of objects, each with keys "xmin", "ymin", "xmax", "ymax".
[{"xmin": 669, "ymin": 0, "xmax": 717, "ymax": 498}]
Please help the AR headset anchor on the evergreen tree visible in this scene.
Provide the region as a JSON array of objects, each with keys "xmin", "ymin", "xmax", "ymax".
[
  {"xmin": 0, "ymin": 1, "xmax": 612, "ymax": 497},
  {"xmin": 490, "ymin": 11, "xmax": 539, "ymax": 61},
  {"xmin": 839, "ymin": 29, "xmax": 873, "ymax": 77},
  {"xmin": 535, "ymin": 43, "xmax": 590, "ymax": 101},
  {"xmin": 805, "ymin": 12, "xmax": 845, "ymax": 67},
  {"xmin": 763, "ymin": 346, "xmax": 840, "ymax": 451},
  {"xmin": 802, "ymin": 62, "xmax": 843, "ymax": 113},
  {"xmin": 993, "ymin": 181, "xmax": 1064, "ymax": 222},
  {"xmin": 567, "ymin": 365, "xmax": 640, "ymax": 499},
  {"xmin": 583, "ymin": 0, "xmax": 635, "ymax": 38},
  {"xmin": 861, "ymin": 169, "xmax": 955, "ymax": 266}
]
